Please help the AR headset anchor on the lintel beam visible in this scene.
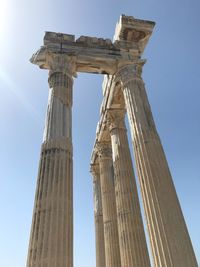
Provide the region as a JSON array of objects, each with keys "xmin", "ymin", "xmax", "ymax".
[{"xmin": 30, "ymin": 15, "xmax": 155, "ymax": 75}]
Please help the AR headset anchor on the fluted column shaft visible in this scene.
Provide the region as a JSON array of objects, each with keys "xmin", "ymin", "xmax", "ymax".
[
  {"xmin": 108, "ymin": 110, "xmax": 150, "ymax": 267},
  {"xmin": 27, "ymin": 55, "xmax": 75, "ymax": 267},
  {"xmin": 90, "ymin": 164, "xmax": 106, "ymax": 267},
  {"xmin": 116, "ymin": 63, "xmax": 198, "ymax": 267},
  {"xmin": 97, "ymin": 142, "xmax": 121, "ymax": 267}
]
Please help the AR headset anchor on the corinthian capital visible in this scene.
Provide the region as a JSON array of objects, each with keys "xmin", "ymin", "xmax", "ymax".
[
  {"xmin": 106, "ymin": 109, "xmax": 126, "ymax": 132},
  {"xmin": 96, "ymin": 142, "xmax": 112, "ymax": 159},
  {"xmin": 114, "ymin": 61, "xmax": 145, "ymax": 86},
  {"xmin": 47, "ymin": 53, "xmax": 77, "ymax": 77}
]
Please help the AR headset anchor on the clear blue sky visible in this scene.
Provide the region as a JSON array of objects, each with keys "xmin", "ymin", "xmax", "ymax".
[{"xmin": 0, "ymin": 0, "xmax": 200, "ymax": 266}]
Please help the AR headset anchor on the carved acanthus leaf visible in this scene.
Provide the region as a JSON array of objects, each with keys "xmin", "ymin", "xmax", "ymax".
[
  {"xmin": 114, "ymin": 62, "xmax": 145, "ymax": 85},
  {"xmin": 106, "ymin": 109, "xmax": 126, "ymax": 131},
  {"xmin": 47, "ymin": 53, "xmax": 77, "ymax": 77},
  {"xmin": 96, "ymin": 142, "xmax": 112, "ymax": 159}
]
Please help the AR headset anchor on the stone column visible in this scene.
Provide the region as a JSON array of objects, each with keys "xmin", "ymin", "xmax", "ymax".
[
  {"xmin": 90, "ymin": 163, "xmax": 106, "ymax": 267},
  {"xmin": 97, "ymin": 142, "xmax": 121, "ymax": 267},
  {"xmin": 108, "ymin": 110, "xmax": 151, "ymax": 267},
  {"xmin": 116, "ymin": 63, "xmax": 198, "ymax": 267},
  {"xmin": 26, "ymin": 55, "xmax": 75, "ymax": 267}
]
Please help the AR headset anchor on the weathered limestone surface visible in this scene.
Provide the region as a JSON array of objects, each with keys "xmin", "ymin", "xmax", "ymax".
[
  {"xmin": 97, "ymin": 142, "xmax": 121, "ymax": 267},
  {"xmin": 27, "ymin": 55, "xmax": 74, "ymax": 267},
  {"xmin": 114, "ymin": 63, "xmax": 198, "ymax": 267},
  {"xmin": 108, "ymin": 110, "xmax": 151, "ymax": 267},
  {"xmin": 90, "ymin": 164, "xmax": 106, "ymax": 267}
]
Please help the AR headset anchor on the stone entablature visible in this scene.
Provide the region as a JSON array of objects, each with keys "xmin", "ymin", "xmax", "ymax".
[{"xmin": 30, "ymin": 15, "xmax": 155, "ymax": 75}]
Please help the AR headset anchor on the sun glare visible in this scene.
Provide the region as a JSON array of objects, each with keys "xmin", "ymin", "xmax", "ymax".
[{"xmin": 0, "ymin": 0, "xmax": 9, "ymax": 36}]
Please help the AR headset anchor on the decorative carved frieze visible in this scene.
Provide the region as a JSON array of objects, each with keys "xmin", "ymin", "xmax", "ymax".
[{"xmin": 114, "ymin": 15, "xmax": 155, "ymax": 54}]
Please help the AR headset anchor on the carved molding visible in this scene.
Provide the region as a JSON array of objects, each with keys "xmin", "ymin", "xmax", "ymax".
[{"xmin": 106, "ymin": 109, "xmax": 126, "ymax": 132}]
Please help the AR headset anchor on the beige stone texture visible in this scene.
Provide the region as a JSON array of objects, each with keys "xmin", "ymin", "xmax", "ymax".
[
  {"xmin": 90, "ymin": 164, "xmax": 106, "ymax": 267},
  {"xmin": 115, "ymin": 64, "xmax": 198, "ymax": 267},
  {"xmin": 108, "ymin": 110, "xmax": 151, "ymax": 267},
  {"xmin": 27, "ymin": 55, "xmax": 74, "ymax": 267},
  {"xmin": 97, "ymin": 142, "xmax": 121, "ymax": 267}
]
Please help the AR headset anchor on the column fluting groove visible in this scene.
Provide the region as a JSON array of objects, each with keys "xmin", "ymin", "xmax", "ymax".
[
  {"xmin": 97, "ymin": 142, "xmax": 121, "ymax": 267},
  {"xmin": 107, "ymin": 109, "xmax": 151, "ymax": 267},
  {"xmin": 26, "ymin": 54, "xmax": 75, "ymax": 267},
  {"xmin": 116, "ymin": 63, "xmax": 198, "ymax": 267},
  {"xmin": 90, "ymin": 163, "xmax": 106, "ymax": 267}
]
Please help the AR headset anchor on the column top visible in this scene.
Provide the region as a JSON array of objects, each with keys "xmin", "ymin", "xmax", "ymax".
[
  {"xmin": 96, "ymin": 142, "xmax": 112, "ymax": 159},
  {"xmin": 107, "ymin": 109, "xmax": 126, "ymax": 132}
]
